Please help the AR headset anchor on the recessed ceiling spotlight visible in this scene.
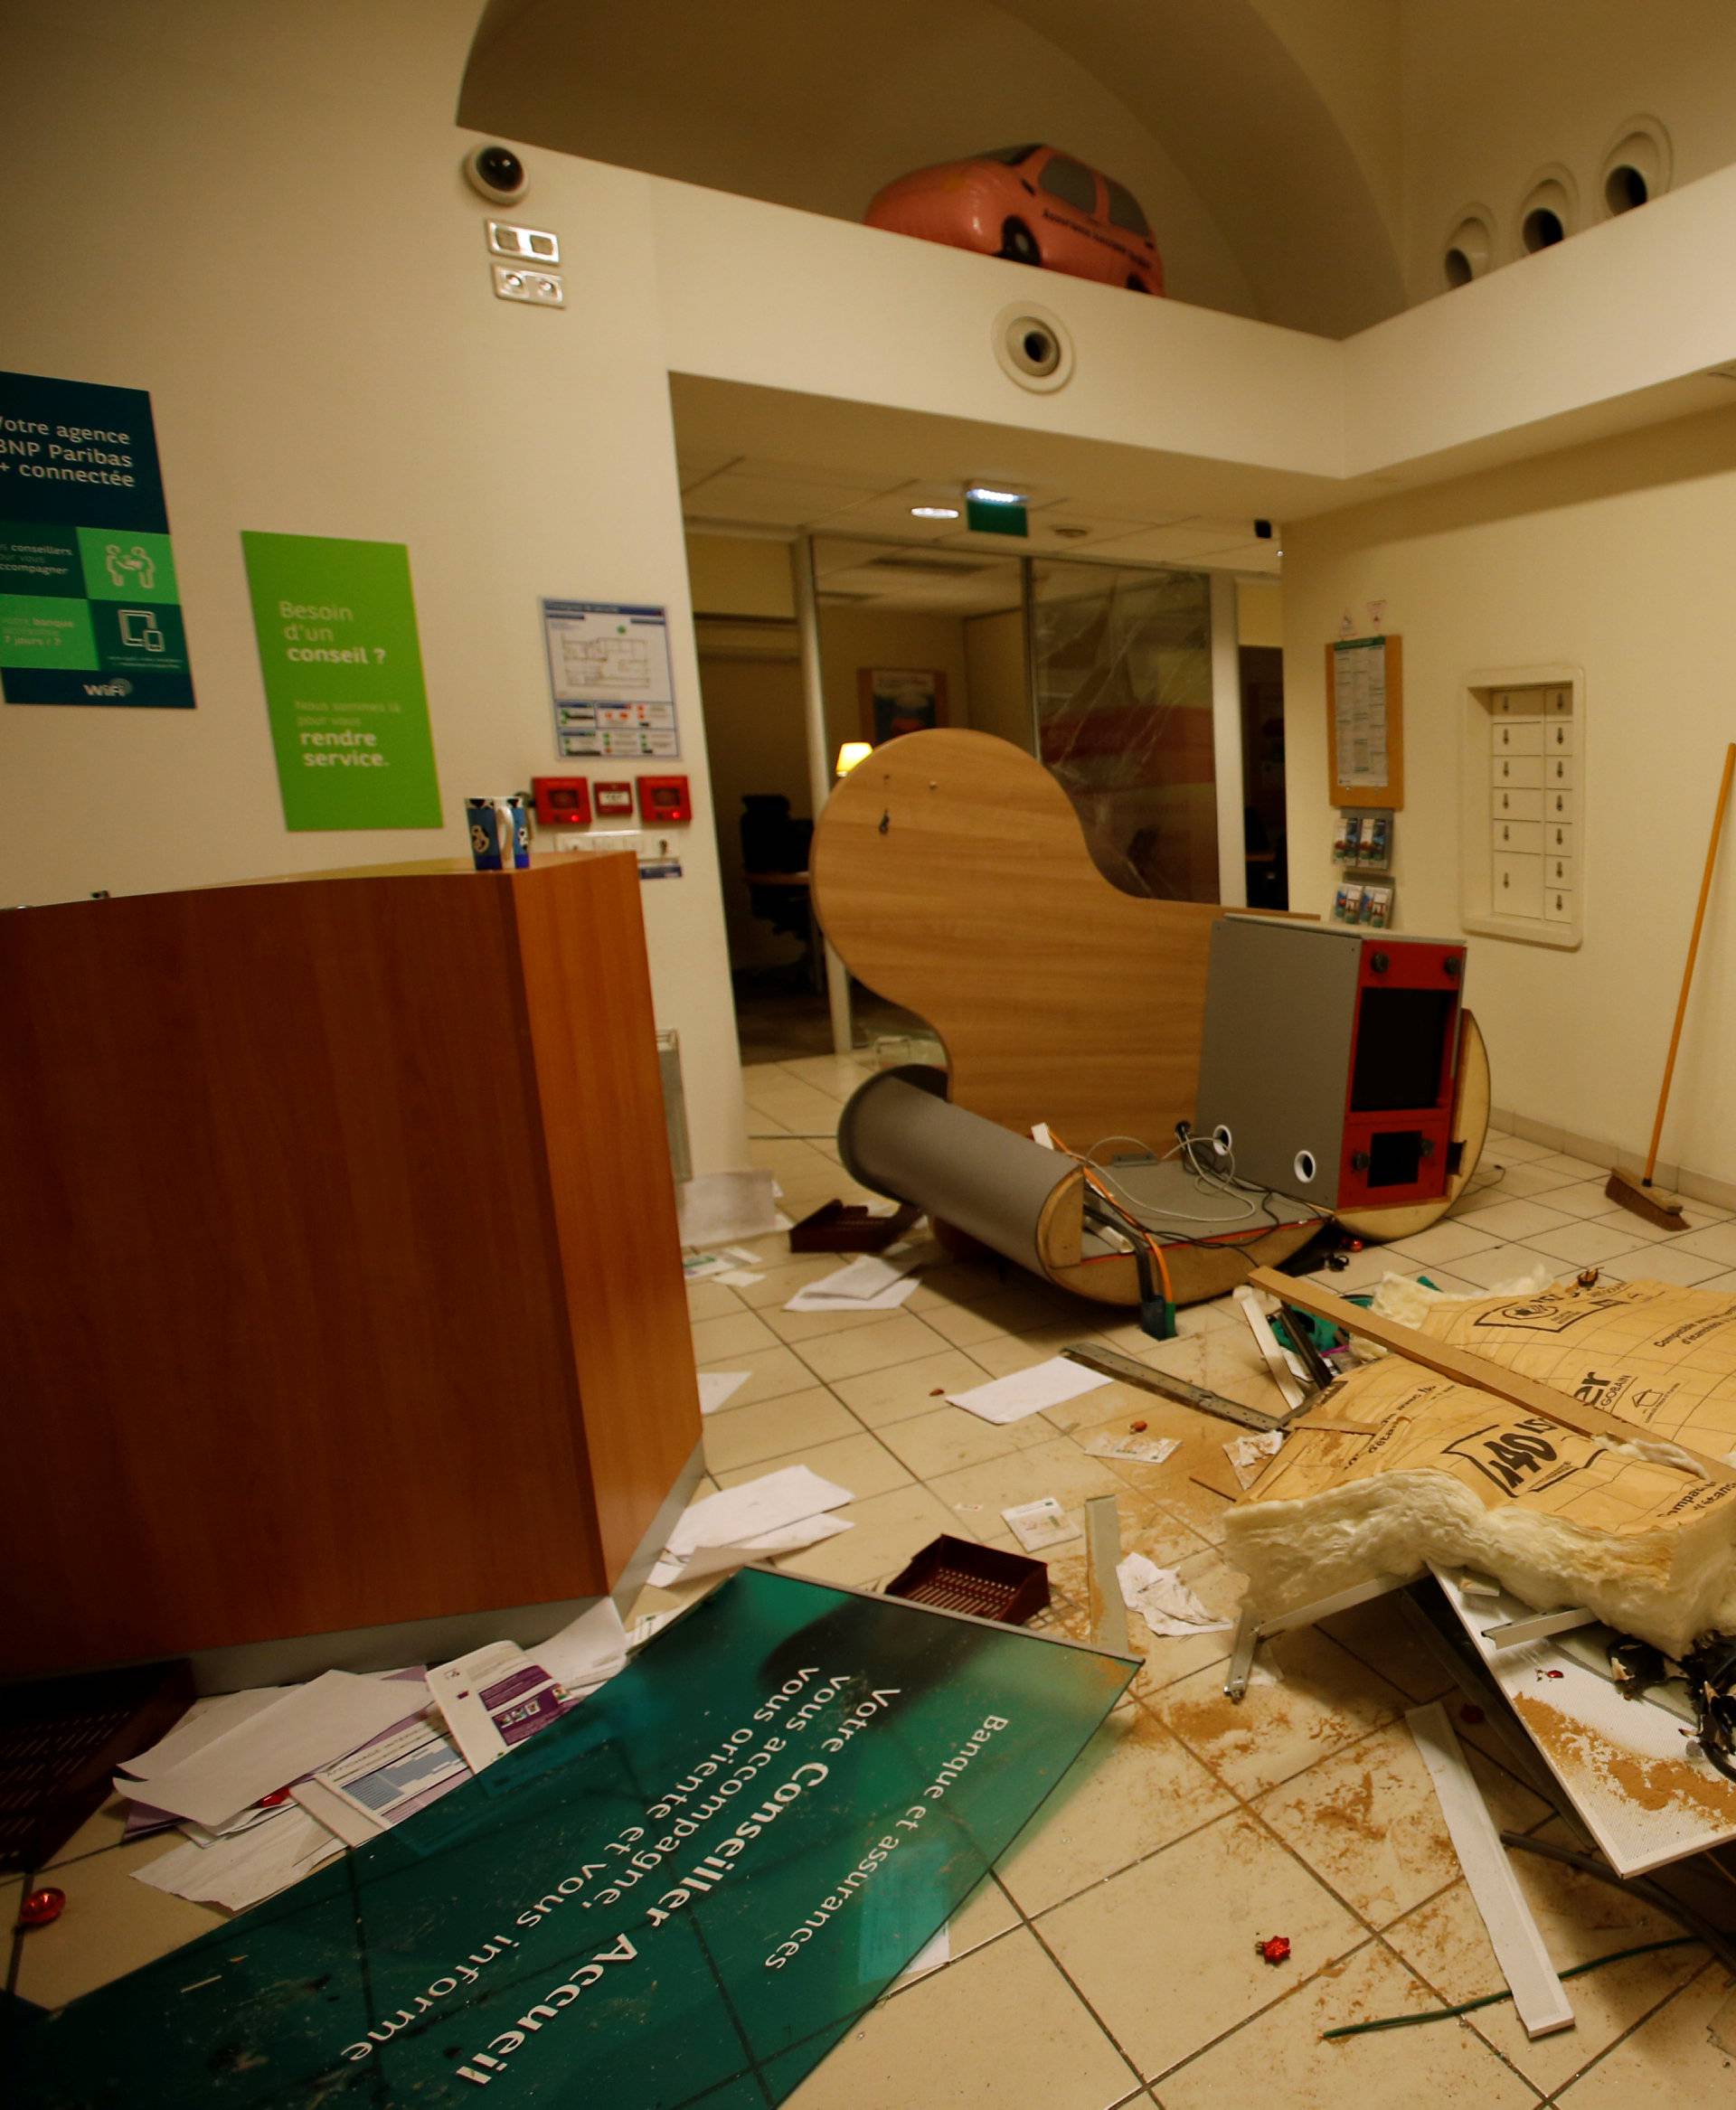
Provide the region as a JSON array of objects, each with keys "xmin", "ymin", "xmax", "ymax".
[
  {"xmin": 910, "ymin": 504, "xmax": 960, "ymax": 520},
  {"xmin": 964, "ymin": 485, "xmax": 1025, "ymax": 506}
]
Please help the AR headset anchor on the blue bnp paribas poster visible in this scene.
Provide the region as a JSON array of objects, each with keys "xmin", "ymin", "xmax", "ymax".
[{"xmin": 0, "ymin": 369, "xmax": 194, "ymax": 709}]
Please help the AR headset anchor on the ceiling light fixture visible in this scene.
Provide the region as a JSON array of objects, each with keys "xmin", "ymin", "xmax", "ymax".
[
  {"xmin": 964, "ymin": 485, "xmax": 1025, "ymax": 506},
  {"xmin": 910, "ymin": 504, "xmax": 960, "ymax": 520}
]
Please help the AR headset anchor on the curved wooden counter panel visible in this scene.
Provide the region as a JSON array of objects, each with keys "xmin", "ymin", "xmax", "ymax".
[
  {"xmin": 813, "ymin": 730, "xmax": 1226, "ymax": 1148},
  {"xmin": 813, "ymin": 730, "xmax": 1316, "ymax": 1301}
]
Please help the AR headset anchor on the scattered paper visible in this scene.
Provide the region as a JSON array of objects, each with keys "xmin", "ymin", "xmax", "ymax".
[
  {"xmin": 784, "ymin": 1252, "xmax": 920, "ymax": 1313},
  {"xmin": 119, "ymin": 1688, "xmax": 290, "ymax": 1782},
  {"xmin": 669, "ymin": 1515, "xmax": 853, "ymax": 1584},
  {"xmin": 1002, "ymin": 1496, "xmax": 1082, "ymax": 1554},
  {"xmin": 536, "ymin": 1599, "xmax": 629, "ymax": 1695},
  {"xmin": 135, "ymin": 1806, "xmax": 345, "ymax": 1914},
  {"xmin": 1118, "ymin": 1552, "xmax": 1234, "ymax": 1638},
  {"xmin": 429, "ymin": 1641, "xmax": 578, "ymax": 1776},
  {"xmin": 628, "ymin": 1608, "xmax": 681, "ymax": 1650},
  {"xmin": 889, "ymin": 1922, "xmax": 951, "ymax": 1991},
  {"xmin": 786, "ymin": 1274, "xmax": 919, "ymax": 1314},
  {"xmin": 809, "ymin": 1253, "xmax": 916, "ymax": 1299},
  {"xmin": 120, "ymin": 1672, "xmax": 429, "ymax": 1831},
  {"xmin": 1224, "ymin": 1428, "xmax": 1286, "ymax": 1491},
  {"xmin": 699, "ymin": 1370, "xmax": 751, "ymax": 1416},
  {"xmin": 684, "ymin": 1244, "xmax": 766, "ymax": 1281},
  {"xmin": 946, "ymin": 1358, "xmax": 1111, "ymax": 1427},
  {"xmin": 293, "ymin": 1717, "xmax": 467, "ymax": 1847},
  {"xmin": 1084, "ymin": 1434, "xmax": 1180, "ymax": 1466},
  {"xmin": 649, "ymin": 1465, "xmax": 854, "ymax": 1587}
]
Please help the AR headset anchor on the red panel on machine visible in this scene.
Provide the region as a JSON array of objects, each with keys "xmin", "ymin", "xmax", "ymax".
[{"xmin": 1336, "ymin": 937, "xmax": 1467, "ymax": 1210}]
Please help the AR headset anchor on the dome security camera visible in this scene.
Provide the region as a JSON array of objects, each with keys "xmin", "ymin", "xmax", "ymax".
[{"xmin": 464, "ymin": 143, "xmax": 527, "ymax": 204}]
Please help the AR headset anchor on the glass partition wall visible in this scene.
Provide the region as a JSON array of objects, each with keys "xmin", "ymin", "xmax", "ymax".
[{"xmin": 1029, "ymin": 560, "xmax": 1220, "ymax": 901}]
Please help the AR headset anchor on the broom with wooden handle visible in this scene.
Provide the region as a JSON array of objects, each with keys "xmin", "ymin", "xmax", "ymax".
[{"xmin": 1606, "ymin": 741, "xmax": 1736, "ymax": 1229}]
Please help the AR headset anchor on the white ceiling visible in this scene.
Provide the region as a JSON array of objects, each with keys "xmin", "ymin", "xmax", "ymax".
[{"xmin": 678, "ymin": 444, "xmax": 1280, "ymax": 613}]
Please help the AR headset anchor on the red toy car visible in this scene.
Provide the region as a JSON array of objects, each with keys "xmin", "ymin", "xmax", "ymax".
[{"xmin": 865, "ymin": 144, "xmax": 1164, "ymax": 296}]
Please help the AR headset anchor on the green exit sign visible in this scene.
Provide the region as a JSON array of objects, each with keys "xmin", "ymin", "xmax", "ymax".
[{"xmin": 965, "ymin": 497, "xmax": 1028, "ymax": 537}]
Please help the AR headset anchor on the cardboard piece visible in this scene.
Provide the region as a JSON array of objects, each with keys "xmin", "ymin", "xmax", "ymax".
[{"xmin": 1224, "ymin": 1279, "xmax": 1736, "ymax": 1659}]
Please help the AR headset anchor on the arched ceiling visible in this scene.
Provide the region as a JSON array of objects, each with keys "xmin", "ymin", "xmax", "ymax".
[{"xmin": 462, "ymin": 0, "xmax": 1405, "ymax": 337}]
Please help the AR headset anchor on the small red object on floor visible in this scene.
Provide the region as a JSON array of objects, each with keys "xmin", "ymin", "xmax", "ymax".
[
  {"xmin": 18, "ymin": 1887, "xmax": 66, "ymax": 1929},
  {"xmin": 1130, "ymin": 1420, "xmax": 1147, "ymax": 1432},
  {"xmin": 1256, "ymin": 1935, "xmax": 1290, "ymax": 1964}
]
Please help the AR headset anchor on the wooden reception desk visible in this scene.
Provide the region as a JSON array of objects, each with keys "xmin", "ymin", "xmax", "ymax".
[{"xmin": 0, "ymin": 855, "xmax": 699, "ymax": 1677}]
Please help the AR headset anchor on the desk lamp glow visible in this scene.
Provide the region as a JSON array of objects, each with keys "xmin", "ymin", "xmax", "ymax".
[{"xmin": 835, "ymin": 741, "xmax": 873, "ymax": 777}]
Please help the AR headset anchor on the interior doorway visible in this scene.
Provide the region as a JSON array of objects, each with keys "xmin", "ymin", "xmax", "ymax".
[
  {"xmin": 1239, "ymin": 642, "xmax": 1288, "ymax": 909},
  {"xmin": 686, "ymin": 532, "xmax": 990, "ymax": 1065}
]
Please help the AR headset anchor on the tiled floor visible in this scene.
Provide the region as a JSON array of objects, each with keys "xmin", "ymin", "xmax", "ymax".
[{"xmin": 13, "ymin": 1060, "xmax": 1736, "ymax": 2106}]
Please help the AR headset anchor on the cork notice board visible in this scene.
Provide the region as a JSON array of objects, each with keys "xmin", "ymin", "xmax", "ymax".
[{"xmin": 1326, "ymin": 634, "xmax": 1404, "ymax": 810}]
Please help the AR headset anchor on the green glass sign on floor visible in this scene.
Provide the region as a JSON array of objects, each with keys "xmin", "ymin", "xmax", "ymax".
[
  {"xmin": 9, "ymin": 1570, "xmax": 1132, "ymax": 2108},
  {"xmin": 241, "ymin": 530, "xmax": 442, "ymax": 831},
  {"xmin": 0, "ymin": 370, "xmax": 195, "ymax": 709}
]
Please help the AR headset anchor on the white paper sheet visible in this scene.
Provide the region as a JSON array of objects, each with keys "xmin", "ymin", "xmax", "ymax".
[
  {"xmin": 125, "ymin": 1672, "xmax": 431, "ymax": 1829},
  {"xmin": 945, "ymin": 1358, "xmax": 1110, "ymax": 1427},
  {"xmin": 684, "ymin": 1244, "xmax": 766, "ymax": 1281},
  {"xmin": 628, "ymin": 1608, "xmax": 681, "ymax": 1650},
  {"xmin": 1118, "ymin": 1552, "xmax": 1234, "ymax": 1638},
  {"xmin": 699, "ymin": 1371, "xmax": 751, "ymax": 1416},
  {"xmin": 1083, "ymin": 1434, "xmax": 1180, "ymax": 1466},
  {"xmin": 785, "ymin": 1273, "xmax": 919, "ymax": 1314},
  {"xmin": 119, "ymin": 1689, "xmax": 290, "ymax": 1782},
  {"xmin": 135, "ymin": 1807, "xmax": 345, "ymax": 1913},
  {"xmin": 1224, "ymin": 1428, "xmax": 1286, "ymax": 1490},
  {"xmin": 717, "ymin": 1269, "xmax": 766, "ymax": 1287},
  {"xmin": 888, "ymin": 1922, "xmax": 951, "ymax": 1991},
  {"xmin": 648, "ymin": 1465, "xmax": 855, "ymax": 1586},
  {"xmin": 665, "ymin": 1465, "xmax": 854, "ymax": 1558},
  {"xmin": 663, "ymin": 1514, "xmax": 854, "ymax": 1585},
  {"xmin": 1002, "ymin": 1496, "xmax": 1082, "ymax": 1553},
  {"xmin": 535, "ymin": 1599, "xmax": 628, "ymax": 1694},
  {"xmin": 789, "ymin": 1253, "xmax": 917, "ymax": 1302}
]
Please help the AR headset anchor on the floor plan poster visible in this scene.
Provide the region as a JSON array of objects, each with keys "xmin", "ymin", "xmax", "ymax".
[
  {"xmin": 542, "ymin": 598, "xmax": 679, "ymax": 758},
  {"xmin": 0, "ymin": 370, "xmax": 194, "ymax": 709},
  {"xmin": 241, "ymin": 532, "xmax": 442, "ymax": 832}
]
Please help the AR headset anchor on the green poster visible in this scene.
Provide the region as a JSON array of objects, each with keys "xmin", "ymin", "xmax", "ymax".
[
  {"xmin": 8, "ymin": 1569, "xmax": 1131, "ymax": 2107},
  {"xmin": 241, "ymin": 531, "xmax": 442, "ymax": 832},
  {"xmin": 0, "ymin": 370, "xmax": 194, "ymax": 709}
]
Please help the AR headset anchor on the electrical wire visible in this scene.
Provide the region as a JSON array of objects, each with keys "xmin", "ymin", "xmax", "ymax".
[
  {"xmin": 1318, "ymin": 1936, "xmax": 1700, "ymax": 2042},
  {"xmin": 1072, "ymin": 1127, "xmax": 1331, "ymax": 1251},
  {"xmin": 1083, "ymin": 1132, "xmax": 1260, "ymax": 1226}
]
